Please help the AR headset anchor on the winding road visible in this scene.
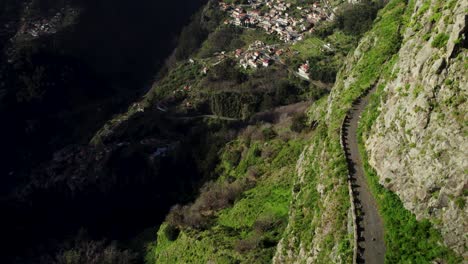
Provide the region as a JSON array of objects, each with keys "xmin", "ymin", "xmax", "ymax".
[{"xmin": 342, "ymin": 87, "xmax": 386, "ymax": 263}]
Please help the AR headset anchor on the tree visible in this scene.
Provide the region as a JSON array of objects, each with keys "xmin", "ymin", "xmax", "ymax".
[{"xmin": 335, "ymin": 1, "xmax": 383, "ymax": 36}]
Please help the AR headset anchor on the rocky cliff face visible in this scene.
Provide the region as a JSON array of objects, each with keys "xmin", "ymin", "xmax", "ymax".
[
  {"xmin": 366, "ymin": 0, "xmax": 467, "ymax": 256},
  {"xmin": 273, "ymin": 0, "xmax": 411, "ymax": 262}
]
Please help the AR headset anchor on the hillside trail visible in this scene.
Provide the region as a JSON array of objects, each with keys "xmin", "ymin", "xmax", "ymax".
[{"xmin": 342, "ymin": 86, "xmax": 386, "ymax": 263}]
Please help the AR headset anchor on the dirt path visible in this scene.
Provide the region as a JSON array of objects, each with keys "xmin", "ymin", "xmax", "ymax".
[
  {"xmin": 342, "ymin": 87, "xmax": 386, "ymax": 263},
  {"xmin": 169, "ymin": 114, "xmax": 240, "ymax": 121}
]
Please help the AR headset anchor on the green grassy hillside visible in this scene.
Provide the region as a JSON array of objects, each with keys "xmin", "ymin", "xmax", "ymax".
[{"xmin": 143, "ymin": 0, "xmax": 463, "ymax": 263}]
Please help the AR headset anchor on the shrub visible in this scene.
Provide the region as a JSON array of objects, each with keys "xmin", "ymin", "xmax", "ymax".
[
  {"xmin": 247, "ymin": 166, "xmax": 261, "ymax": 179},
  {"xmin": 166, "ymin": 180, "xmax": 247, "ymax": 230},
  {"xmin": 432, "ymin": 33, "xmax": 450, "ymax": 48},
  {"xmin": 163, "ymin": 223, "xmax": 180, "ymax": 241},
  {"xmin": 166, "ymin": 204, "xmax": 189, "ymax": 228},
  {"xmin": 312, "ymin": 21, "xmax": 336, "ymax": 38},
  {"xmin": 260, "ymin": 145, "xmax": 277, "ymax": 159},
  {"xmin": 175, "ymin": 14, "xmax": 209, "ymax": 60},
  {"xmin": 291, "ymin": 113, "xmax": 308, "ymax": 132},
  {"xmin": 234, "ymin": 236, "xmax": 260, "ymax": 253},
  {"xmin": 253, "ymin": 215, "xmax": 282, "ymax": 234},
  {"xmin": 335, "ymin": 0, "xmax": 383, "ymax": 36},
  {"xmin": 198, "ymin": 26, "xmax": 245, "ymax": 57},
  {"xmin": 261, "ymin": 126, "xmax": 277, "ymax": 140},
  {"xmin": 224, "ymin": 147, "xmax": 242, "ymax": 167},
  {"xmin": 206, "ymin": 59, "xmax": 245, "ymax": 83},
  {"xmin": 48, "ymin": 231, "xmax": 137, "ymax": 264}
]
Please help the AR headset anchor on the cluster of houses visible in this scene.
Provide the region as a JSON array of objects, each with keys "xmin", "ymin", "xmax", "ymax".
[
  {"xmin": 220, "ymin": 0, "xmax": 329, "ymax": 43},
  {"xmin": 233, "ymin": 40, "xmax": 311, "ymax": 80},
  {"xmin": 235, "ymin": 40, "xmax": 283, "ymax": 69},
  {"xmin": 17, "ymin": 5, "xmax": 79, "ymax": 38},
  {"xmin": 19, "ymin": 16, "xmax": 60, "ymax": 37}
]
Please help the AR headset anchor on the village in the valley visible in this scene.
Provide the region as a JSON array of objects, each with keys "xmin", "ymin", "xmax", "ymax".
[
  {"xmin": 220, "ymin": 0, "xmax": 330, "ymax": 43},
  {"xmin": 15, "ymin": 2, "xmax": 80, "ymax": 39},
  {"xmin": 214, "ymin": 0, "xmax": 332, "ymax": 79},
  {"xmin": 157, "ymin": 0, "xmax": 335, "ymax": 110}
]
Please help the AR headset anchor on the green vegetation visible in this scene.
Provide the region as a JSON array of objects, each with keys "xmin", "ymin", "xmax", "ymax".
[
  {"xmin": 239, "ymin": 28, "xmax": 280, "ymax": 45},
  {"xmin": 335, "ymin": 0, "xmax": 384, "ymax": 36},
  {"xmin": 197, "ymin": 23, "xmax": 279, "ymax": 59},
  {"xmin": 145, "ymin": 61, "xmax": 204, "ymax": 101},
  {"xmin": 139, "ymin": 0, "xmax": 465, "ymax": 262},
  {"xmin": 147, "ymin": 131, "xmax": 308, "ymax": 263},
  {"xmin": 432, "ymin": 33, "xmax": 450, "ymax": 48},
  {"xmin": 276, "ymin": 0, "xmax": 419, "ymax": 262},
  {"xmin": 147, "ymin": 0, "xmax": 414, "ymax": 262},
  {"xmin": 175, "ymin": 2, "xmax": 225, "ymax": 60},
  {"xmin": 349, "ymin": 1, "xmax": 461, "ymax": 260},
  {"xmin": 290, "ymin": 30, "xmax": 356, "ymax": 83},
  {"xmin": 198, "ymin": 26, "xmax": 245, "ymax": 58},
  {"xmin": 287, "ymin": 0, "xmax": 383, "ymax": 84}
]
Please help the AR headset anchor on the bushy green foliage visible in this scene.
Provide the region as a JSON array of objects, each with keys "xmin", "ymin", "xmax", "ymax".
[
  {"xmin": 176, "ymin": 15, "xmax": 209, "ymax": 61},
  {"xmin": 290, "ymin": 112, "xmax": 308, "ymax": 132},
  {"xmin": 206, "ymin": 58, "xmax": 246, "ymax": 83},
  {"xmin": 175, "ymin": 2, "xmax": 225, "ymax": 60},
  {"xmin": 145, "ymin": 61, "xmax": 203, "ymax": 103},
  {"xmin": 291, "ymin": 30, "xmax": 357, "ymax": 83},
  {"xmin": 335, "ymin": 0, "xmax": 383, "ymax": 36},
  {"xmin": 432, "ymin": 33, "xmax": 450, "ymax": 48},
  {"xmin": 144, "ymin": 0, "xmax": 464, "ymax": 263},
  {"xmin": 198, "ymin": 26, "xmax": 245, "ymax": 58},
  {"xmin": 166, "ymin": 180, "xmax": 248, "ymax": 230},
  {"xmin": 147, "ymin": 138, "xmax": 306, "ymax": 263},
  {"xmin": 202, "ymin": 64, "xmax": 313, "ymax": 118}
]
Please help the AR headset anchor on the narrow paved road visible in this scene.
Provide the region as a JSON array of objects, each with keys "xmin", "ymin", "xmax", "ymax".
[{"xmin": 342, "ymin": 87, "xmax": 386, "ymax": 263}]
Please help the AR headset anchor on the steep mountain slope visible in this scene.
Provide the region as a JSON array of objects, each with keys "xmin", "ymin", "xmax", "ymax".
[
  {"xmin": 142, "ymin": 0, "xmax": 465, "ymax": 263},
  {"xmin": 366, "ymin": 0, "xmax": 467, "ymax": 257},
  {"xmin": 274, "ymin": 1, "xmax": 412, "ymax": 262},
  {"xmin": 5, "ymin": 0, "xmax": 465, "ymax": 263},
  {"xmin": 277, "ymin": 0, "xmax": 464, "ymax": 262}
]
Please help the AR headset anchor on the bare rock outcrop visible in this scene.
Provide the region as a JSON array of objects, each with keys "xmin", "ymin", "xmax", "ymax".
[{"xmin": 366, "ymin": 0, "xmax": 467, "ymax": 256}]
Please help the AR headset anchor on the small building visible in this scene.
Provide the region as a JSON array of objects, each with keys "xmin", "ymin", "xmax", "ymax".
[
  {"xmin": 298, "ymin": 61, "xmax": 310, "ymax": 80},
  {"xmin": 240, "ymin": 59, "xmax": 248, "ymax": 69},
  {"xmin": 248, "ymin": 59, "xmax": 258, "ymax": 68}
]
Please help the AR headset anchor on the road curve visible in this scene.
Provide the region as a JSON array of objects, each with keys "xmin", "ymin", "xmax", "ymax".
[{"xmin": 342, "ymin": 87, "xmax": 386, "ymax": 263}]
